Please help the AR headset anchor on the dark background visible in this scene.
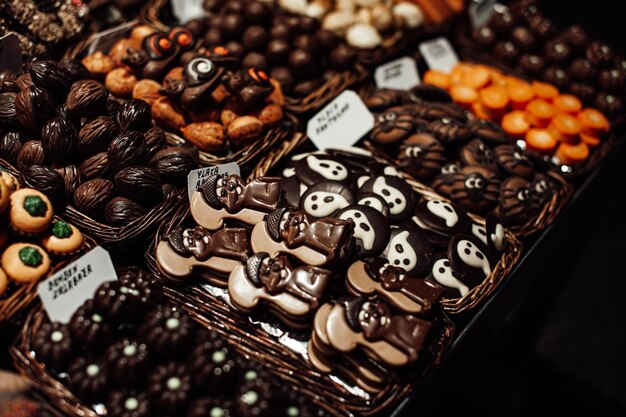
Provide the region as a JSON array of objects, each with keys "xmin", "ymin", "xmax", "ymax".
[{"xmin": 423, "ymin": 2, "xmax": 626, "ymax": 416}]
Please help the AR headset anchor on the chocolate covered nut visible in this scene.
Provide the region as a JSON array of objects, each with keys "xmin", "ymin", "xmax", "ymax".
[
  {"xmin": 347, "ymin": 258, "xmax": 443, "ymax": 313},
  {"xmin": 448, "ymin": 234, "xmax": 491, "ymax": 286},
  {"xmin": 107, "ymin": 131, "xmax": 146, "ymax": 171},
  {"xmin": 228, "ymin": 116, "xmax": 264, "ymax": 149},
  {"xmin": 299, "ymin": 180, "xmax": 355, "ymax": 218},
  {"xmin": 41, "ymin": 116, "xmax": 77, "ymax": 163},
  {"xmin": 78, "ymin": 116, "xmax": 119, "ymax": 155},
  {"xmin": 73, "ymin": 178, "xmax": 114, "ymax": 218},
  {"xmin": 323, "ymin": 296, "xmax": 432, "ymax": 367},
  {"xmin": 156, "ymin": 226, "xmax": 248, "ymax": 285},
  {"xmin": 250, "ymin": 207, "xmax": 354, "ymax": 266},
  {"xmin": 79, "ymin": 152, "xmax": 110, "ymax": 181},
  {"xmin": 494, "ymin": 145, "xmax": 535, "ymax": 180},
  {"xmin": 15, "ymin": 86, "xmax": 54, "ymax": 133},
  {"xmin": 228, "ymin": 253, "xmax": 331, "ymax": 328},
  {"xmin": 337, "ymin": 204, "xmax": 390, "ymax": 258},
  {"xmin": 66, "ymin": 80, "xmax": 109, "ymax": 118},
  {"xmin": 450, "ymin": 166, "xmax": 501, "ymax": 213},
  {"xmin": 117, "ymin": 99, "xmax": 152, "ymax": 132},
  {"xmin": 359, "ymin": 175, "xmax": 416, "ymax": 223},
  {"xmin": 17, "ymin": 140, "xmax": 45, "ymax": 170},
  {"xmin": 191, "ymin": 175, "xmax": 284, "ymax": 230},
  {"xmin": 105, "ymin": 197, "xmax": 147, "ymax": 226},
  {"xmin": 114, "ymin": 166, "xmax": 163, "ymax": 207}
]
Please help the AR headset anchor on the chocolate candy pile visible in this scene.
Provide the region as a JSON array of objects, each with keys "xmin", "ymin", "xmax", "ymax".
[
  {"xmin": 155, "ymin": 148, "xmax": 506, "ymax": 391},
  {"xmin": 31, "ymin": 268, "xmax": 327, "ymax": 417},
  {"xmin": 81, "ymin": 24, "xmax": 286, "ymax": 153},
  {"xmin": 0, "ymin": 177, "xmax": 85, "ymax": 298},
  {"xmin": 363, "ymin": 88, "xmax": 557, "ymax": 226},
  {"xmin": 0, "ymin": 60, "xmax": 199, "ymax": 226},
  {"xmin": 470, "ymin": 0, "xmax": 626, "ymax": 120}
]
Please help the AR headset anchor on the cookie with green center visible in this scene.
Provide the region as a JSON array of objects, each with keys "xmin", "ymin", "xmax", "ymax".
[
  {"xmin": 0, "ymin": 268, "xmax": 8, "ymax": 296},
  {"xmin": 1, "ymin": 243, "xmax": 51, "ymax": 283},
  {"xmin": 0, "ymin": 179, "xmax": 9, "ymax": 213},
  {"xmin": 41, "ymin": 220, "xmax": 84, "ymax": 255},
  {"xmin": 9, "ymin": 188, "xmax": 53, "ymax": 234}
]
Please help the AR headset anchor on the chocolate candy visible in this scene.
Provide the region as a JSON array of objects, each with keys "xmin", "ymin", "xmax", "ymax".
[
  {"xmin": 68, "ymin": 299, "xmax": 113, "ymax": 352},
  {"xmin": 371, "ymin": 108, "xmax": 416, "ymax": 144},
  {"xmin": 494, "ymin": 145, "xmax": 535, "ymax": 180},
  {"xmin": 448, "ymin": 235, "xmax": 491, "ymax": 286},
  {"xmin": 31, "ymin": 322, "xmax": 74, "ymax": 370},
  {"xmin": 336, "ymin": 204, "xmax": 390, "ymax": 258},
  {"xmin": 543, "ymin": 40, "xmax": 571, "ymax": 64},
  {"xmin": 517, "ymin": 54, "xmax": 545, "ymax": 77},
  {"xmin": 68, "ymin": 357, "xmax": 109, "ymax": 402},
  {"xmin": 30, "ymin": 60, "xmax": 72, "ymax": 102},
  {"xmin": 450, "ymin": 166, "xmax": 501, "ymax": 213},
  {"xmin": 15, "ymin": 86, "xmax": 54, "ymax": 133},
  {"xmin": 497, "ymin": 176, "xmax": 535, "ymax": 224},
  {"xmin": 383, "ymin": 227, "xmax": 433, "ymax": 278},
  {"xmin": 459, "ymin": 139, "xmax": 498, "ymax": 173},
  {"xmin": 114, "ymin": 166, "xmax": 163, "ymax": 207},
  {"xmin": 295, "ymin": 154, "xmax": 350, "ymax": 186},
  {"xmin": 359, "ymin": 175, "xmax": 416, "ymax": 223},
  {"xmin": 107, "ymin": 131, "xmax": 147, "ymax": 171},
  {"xmin": 147, "ymin": 362, "xmax": 193, "ymax": 413},
  {"xmin": 586, "ymin": 41, "xmax": 614, "ymax": 67},
  {"xmin": 413, "ymin": 199, "xmax": 472, "ymax": 237},
  {"xmin": 78, "ymin": 116, "xmax": 119, "ymax": 155},
  {"xmin": 66, "ymin": 80, "xmax": 108, "ymax": 118},
  {"xmin": 299, "ymin": 180, "xmax": 355, "ymax": 218},
  {"xmin": 41, "ymin": 116, "xmax": 77, "ymax": 163},
  {"xmin": 494, "ymin": 41, "xmax": 519, "ymax": 63}
]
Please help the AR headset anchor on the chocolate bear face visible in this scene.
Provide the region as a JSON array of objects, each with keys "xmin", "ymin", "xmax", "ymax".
[
  {"xmin": 450, "ymin": 166, "xmax": 501, "ymax": 213},
  {"xmin": 459, "ymin": 139, "xmax": 498, "ymax": 172},
  {"xmin": 398, "ymin": 133, "xmax": 446, "ymax": 180},
  {"xmin": 370, "ymin": 108, "xmax": 416, "ymax": 144},
  {"xmin": 494, "ymin": 144, "xmax": 535, "ymax": 179}
]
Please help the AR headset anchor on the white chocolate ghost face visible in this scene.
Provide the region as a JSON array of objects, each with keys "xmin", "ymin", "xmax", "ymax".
[
  {"xmin": 357, "ymin": 175, "xmax": 371, "ymax": 189},
  {"xmin": 386, "ymin": 230, "xmax": 418, "ymax": 271},
  {"xmin": 456, "ymin": 239, "xmax": 491, "ymax": 277},
  {"xmin": 426, "ymin": 200, "xmax": 458, "ymax": 228},
  {"xmin": 302, "ymin": 191, "xmax": 350, "ymax": 217},
  {"xmin": 338, "ymin": 209, "xmax": 376, "ymax": 250},
  {"xmin": 491, "ymin": 223, "xmax": 505, "ymax": 252},
  {"xmin": 306, "ymin": 155, "xmax": 349, "ymax": 181},
  {"xmin": 358, "ymin": 196, "xmax": 386, "ymax": 214},
  {"xmin": 432, "ymin": 257, "xmax": 469, "ymax": 297},
  {"xmin": 472, "ymin": 223, "xmax": 488, "ymax": 246},
  {"xmin": 283, "ymin": 167, "xmax": 296, "ymax": 177},
  {"xmin": 372, "ymin": 177, "xmax": 406, "ymax": 216},
  {"xmin": 383, "ymin": 166, "xmax": 403, "ymax": 177}
]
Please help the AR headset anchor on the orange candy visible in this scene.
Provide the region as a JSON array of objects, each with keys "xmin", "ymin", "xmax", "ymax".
[
  {"xmin": 548, "ymin": 113, "xmax": 582, "ymax": 144},
  {"xmin": 580, "ymin": 132, "xmax": 602, "ymax": 148},
  {"xmin": 507, "ymin": 81, "xmax": 535, "ymax": 110},
  {"xmin": 532, "ymin": 81, "xmax": 559, "ymax": 100},
  {"xmin": 450, "ymin": 84, "xmax": 479, "ymax": 108},
  {"xmin": 502, "ymin": 111, "xmax": 530, "ymax": 137},
  {"xmin": 554, "ymin": 94, "xmax": 583, "ymax": 114},
  {"xmin": 578, "ymin": 108, "xmax": 610, "ymax": 136},
  {"xmin": 525, "ymin": 99, "xmax": 555, "ymax": 128},
  {"xmin": 526, "ymin": 128, "xmax": 557, "ymax": 154},
  {"xmin": 450, "ymin": 64, "xmax": 491, "ymax": 89},
  {"xmin": 479, "ymin": 85, "xmax": 509, "ymax": 114},
  {"xmin": 471, "ymin": 102, "xmax": 495, "ymax": 121},
  {"xmin": 423, "ymin": 70, "xmax": 451, "ymax": 90},
  {"xmin": 556, "ymin": 142, "xmax": 590, "ymax": 165}
]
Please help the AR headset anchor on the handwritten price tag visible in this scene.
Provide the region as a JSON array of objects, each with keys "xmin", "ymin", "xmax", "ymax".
[
  {"xmin": 419, "ymin": 37, "xmax": 459, "ymax": 74},
  {"xmin": 469, "ymin": 0, "xmax": 497, "ymax": 28},
  {"xmin": 374, "ymin": 56, "xmax": 420, "ymax": 91},
  {"xmin": 187, "ymin": 162, "xmax": 241, "ymax": 201},
  {"xmin": 39, "ymin": 246, "xmax": 117, "ymax": 323},
  {"xmin": 307, "ymin": 90, "xmax": 375, "ymax": 150}
]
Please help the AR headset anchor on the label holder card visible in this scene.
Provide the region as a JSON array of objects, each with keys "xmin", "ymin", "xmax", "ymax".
[
  {"xmin": 469, "ymin": 0, "xmax": 497, "ymax": 29},
  {"xmin": 419, "ymin": 37, "xmax": 459, "ymax": 74},
  {"xmin": 187, "ymin": 162, "xmax": 241, "ymax": 201},
  {"xmin": 39, "ymin": 246, "xmax": 118, "ymax": 323}
]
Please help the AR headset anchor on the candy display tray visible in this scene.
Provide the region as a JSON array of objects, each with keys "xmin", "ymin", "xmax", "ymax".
[{"xmin": 387, "ymin": 133, "xmax": 626, "ymax": 417}]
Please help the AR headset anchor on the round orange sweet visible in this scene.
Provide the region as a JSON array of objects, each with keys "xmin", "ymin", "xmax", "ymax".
[
  {"xmin": 502, "ymin": 111, "xmax": 530, "ymax": 137},
  {"xmin": 526, "ymin": 128, "xmax": 557, "ymax": 154},
  {"xmin": 526, "ymin": 99, "xmax": 555, "ymax": 128}
]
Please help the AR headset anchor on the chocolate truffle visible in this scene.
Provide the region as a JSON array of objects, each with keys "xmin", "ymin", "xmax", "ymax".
[
  {"xmin": 528, "ymin": 16, "xmax": 556, "ymax": 39},
  {"xmin": 271, "ymin": 23, "xmax": 292, "ymax": 39},
  {"xmin": 32, "ymin": 322, "xmax": 74, "ymax": 371},
  {"xmin": 472, "ymin": 26, "xmax": 496, "ymax": 48},
  {"xmin": 315, "ymin": 30, "xmax": 339, "ymax": 50},
  {"xmin": 330, "ymin": 45, "xmax": 356, "ymax": 70},
  {"xmin": 594, "ymin": 93, "xmax": 624, "ymax": 118},
  {"xmin": 294, "ymin": 35, "xmax": 319, "ymax": 54},
  {"xmin": 289, "ymin": 49, "xmax": 317, "ymax": 78},
  {"xmin": 243, "ymin": 26, "xmax": 270, "ymax": 51},
  {"xmin": 586, "ymin": 42, "xmax": 614, "ymax": 67},
  {"xmin": 203, "ymin": 28, "xmax": 223, "ymax": 47},
  {"xmin": 511, "ymin": 26, "xmax": 535, "ymax": 51},
  {"xmin": 105, "ymin": 338, "xmax": 151, "ymax": 386},
  {"xmin": 518, "ymin": 54, "xmax": 545, "ymax": 77},
  {"xmin": 270, "ymin": 67, "xmax": 294, "ymax": 92},
  {"xmin": 569, "ymin": 83, "xmax": 595, "ymax": 103},
  {"xmin": 562, "ymin": 25, "xmax": 589, "ymax": 51},
  {"xmin": 68, "ymin": 357, "xmax": 109, "ymax": 403},
  {"xmin": 147, "ymin": 362, "xmax": 193, "ymax": 414},
  {"xmin": 225, "ymin": 41, "xmax": 246, "ymax": 59},
  {"xmin": 138, "ymin": 304, "xmax": 195, "ymax": 359},
  {"xmin": 569, "ymin": 58, "xmax": 596, "ymax": 83},
  {"xmin": 489, "ymin": 11, "xmax": 515, "ymax": 35},
  {"xmin": 543, "ymin": 67, "xmax": 570, "ymax": 90},
  {"xmin": 106, "ymin": 391, "xmax": 151, "ymax": 417},
  {"xmin": 188, "ymin": 338, "xmax": 240, "ymax": 395},
  {"xmin": 494, "ymin": 41, "xmax": 519, "ymax": 63},
  {"xmin": 245, "ymin": 1, "xmax": 273, "ymax": 25},
  {"xmin": 543, "ymin": 40, "xmax": 571, "ymax": 64},
  {"xmin": 221, "ymin": 14, "xmax": 246, "ymax": 40},
  {"xmin": 266, "ymin": 39, "xmax": 291, "ymax": 66},
  {"xmin": 235, "ymin": 377, "xmax": 273, "ymax": 417},
  {"xmin": 598, "ymin": 69, "xmax": 626, "ymax": 93},
  {"xmin": 243, "ymin": 52, "xmax": 268, "ymax": 71},
  {"xmin": 68, "ymin": 299, "xmax": 113, "ymax": 352}
]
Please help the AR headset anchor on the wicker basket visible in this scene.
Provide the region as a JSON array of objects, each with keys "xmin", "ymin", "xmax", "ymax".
[{"xmin": 248, "ymin": 134, "xmax": 524, "ymax": 313}]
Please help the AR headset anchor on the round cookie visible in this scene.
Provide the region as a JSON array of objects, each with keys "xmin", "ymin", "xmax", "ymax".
[
  {"xmin": 0, "ymin": 179, "xmax": 9, "ymax": 213},
  {"xmin": 356, "ymin": 192, "xmax": 390, "ymax": 217},
  {"xmin": 383, "ymin": 227, "xmax": 433, "ymax": 278},
  {"xmin": 299, "ymin": 181, "xmax": 356, "ymax": 218},
  {"xmin": 448, "ymin": 234, "xmax": 491, "ymax": 287},
  {"xmin": 498, "ymin": 176, "xmax": 535, "ymax": 224},
  {"xmin": 41, "ymin": 220, "xmax": 84, "ymax": 255},
  {"xmin": 2, "ymin": 243, "xmax": 51, "ymax": 283},
  {"xmin": 370, "ymin": 107, "xmax": 416, "ymax": 144},
  {"xmin": 337, "ymin": 205, "xmax": 390, "ymax": 258},
  {"xmin": 398, "ymin": 133, "xmax": 447, "ymax": 180},
  {"xmin": 432, "ymin": 163, "xmax": 461, "ymax": 197},
  {"xmin": 494, "ymin": 145, "xmax": 535, "ymax": 180},
  {"xmin": 10, "ymin": 188, "xmax": 53, "ymax": 234},
  {"xmin": 295, "ymin": 154, "xmax": 350, "ymax": 186},
  {"xmin": 427, "ymin": 253, "xmax": 470, "ymax": 298},
  {"xmin": 359, "ymin": 175, "xmax": 416, "ymax": 223},
  {"xmin": 450, "ymin": 166, "xmax": 501, "ymax": 213},
  {"xmin": 413, "ymin": 199, "xmax": 472, "ymax": 237},
  {"xmin": 459, "ymin": 139, "xmax": 499, "ymax": 173}
]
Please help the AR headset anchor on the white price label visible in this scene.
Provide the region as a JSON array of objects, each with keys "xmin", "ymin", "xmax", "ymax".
[
  {"xmin": 469, "ymin": 0, "xmax": 497, "ymax": 29},
  {"xmin": 187, "ymin": 162, "xmax": 241, "ymax": 201},
  {"xmin": 307, "ymin": 90, "xmax": 375, "ymax": 150},
  {"xmin": 172, "ymin": 0, "xmax": 206, "ymax": 24},
  {"xmin": 419, "ymin": 37, "xmax": 459, "ymax": 74},
  {"xmin": 374, "ymin": 56, "xmax": 421, "ymax": 91},
  {"xmin": 39, "ymin": 246, "xmax": 117, "ymax": 323}
]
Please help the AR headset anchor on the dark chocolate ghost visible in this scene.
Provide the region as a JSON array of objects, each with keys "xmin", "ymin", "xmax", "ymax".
[
  {"xmin": 359, "ymin": 175, "xmax": 416, "ymax": 223},
  {"xmin": 299, "ymin": 180, "xmax": 355, "ymax": 218},
  {"xmin": 336, "ymin": 204, "xmax": 390, "ymax": 258},
  {"xmin": 383, "ymin": 227, "xmax": 433, "ymax": 278}
]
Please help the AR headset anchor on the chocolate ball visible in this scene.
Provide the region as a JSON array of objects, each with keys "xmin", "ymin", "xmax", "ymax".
[
  {"xmin": 221, "ymin": 14, "xmax": 245, "ymax": 40},
  {"xmin": 594, "ymin": 93, "xmax": 623, "ymax": 118},
  {"xmin": 569, "ymin": 83, "xmax": 595, "ymax": 102},
  {"xmin": 599, "ymin": 69, "xmax": 626, "ymax": 93},
  {"xmin": 244, "ymin": 1, "xmax": 273, "ymax": 25},
  {"xmin": 293, "ymin": 79, "xmax": 322, "ymax": 97},
  {"xmin": 225, "ymin": 41, "xmax": 246, "ymax": 59},
  {"xmin": 562, "ymin": 25, "xmax": 589, "ymax": 52},
  {"xmin": 330, "ymin": 45, "xmax": 356, "ymax": 70},
  {"xmin": 223, "ymin": 0, "xmax": 245, "ymax": 13},
  {"xmin": 472, "ymin": 26, "xmax": 497, "ymax": 49},
  {"xmin": 271, "ymin": 23, "xmax": 292, "ymax": 39},
  {"xmin": 184, "ymin": 18, "xmax": 207, "ymax": 37},
  {"xmin": 203, "ymin": 0, "xmax": 224, "ymax": 12},
  {"xmin": 299, "ymin": 16, "xmax": 320, "ymax": 34},
  {"xmin": 315, "ymin": 30, "xmax": 339, "ymax": 50},
  {"xmin": 266, "ymin": 39, "xmax": 291, "ymax": 66},
  {"xmin": 518, "ymin": 54, "xmax": 545, "ymax": 77},
  {"xmin": 543, "ymin": 40, "xmax": 571, "ymax": 65},
  {"xmin": 543, "ymin": 67, "xmax": 570, "ymax": 90},
  {"xmin": 569, "ymin": 59, "xmax": 596, "ymax": 83},
  {"xmin": 242, "ymin": 52, "xmax": 268, "ymax": 71},
  {"xmin": 494, "ymin": 41, "xmax": 519, "ymax": 63},
  {"xmin": 293, "ymin": 35, "xmax": 319, "ymax": 54},
  {"xmin": 270, "ymin": 67, "xmax": 294, "ymax": 92},
  {"xmin": 586, "ymin": 42, "xmax": 614, "ymax": 67},
  {"xmin": 528, "ymin": 16, "xmax": 556, "ymax": 39},
  {"xmin": 489, "ymin": 11, "xmax": 515, "ymax": 35},
  {"xmin": 289, "ymin": 49, "xmax": 317, "ymax": 78},
  {"xmin": 511, "ymin": 26, "xmax": 535, "ymax": 51},
  {"xmin": 243, "ymin": 26, "xmax": 270, "ymax": 51},
  {"xmin": 203, "ymin": 28, "xmax": 223, "ymax": 47}
]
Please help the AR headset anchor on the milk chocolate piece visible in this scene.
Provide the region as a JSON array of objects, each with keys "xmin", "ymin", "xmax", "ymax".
[
  {"xmin": 494, "ymin": 145, "xmax": 535, "ymax": 180},
  {"xmin": 459, "ymin": 139, "xmax": 498, "ymax": 173},
  {"xmin": 370, "ymin": 108, "xmax": 416, "ymax": 144},
  {"xmin": 450, "ymin": 166, "xmax": 501, "ymax": 213},
  {"xmin": 569, "ymin": 58, "xmax": 596, "ymax": 83}
]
